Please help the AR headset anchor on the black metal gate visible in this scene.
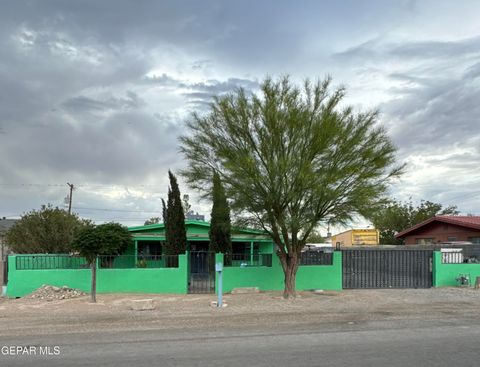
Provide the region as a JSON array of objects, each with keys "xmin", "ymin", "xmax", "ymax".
[
  {"xmin": 188, "ymin": 251, "xmax": 215, "ymax": 294},
  {"xmin": 342, "ymin": 249, "xmax": 432, "ymax": 289},
  {"xmin": 2, "ymin": 256, "xmax": 7, "ymax": 286}
]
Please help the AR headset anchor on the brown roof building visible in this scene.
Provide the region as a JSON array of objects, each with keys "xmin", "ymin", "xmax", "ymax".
[{"xmin": 395, "ymin": 216, "xmax": 480, "ymax": 245}]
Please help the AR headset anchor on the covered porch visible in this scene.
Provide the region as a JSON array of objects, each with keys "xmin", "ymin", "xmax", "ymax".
[{"xmin": 109, "ymin": 220, "xmax": 276, "ymax": 269}]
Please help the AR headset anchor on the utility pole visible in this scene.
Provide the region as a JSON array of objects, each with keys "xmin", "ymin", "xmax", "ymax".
[{"xmin": 67, "ymin": 182, "xmax": 74, "ymax": 214}]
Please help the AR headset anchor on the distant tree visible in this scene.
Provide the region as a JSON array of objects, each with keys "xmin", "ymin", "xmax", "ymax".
[
  {"xmin": 71, "ymin": 223, "xmax": 131, "ymax": 302},
  {"xmin": 163, "ymin": 171, "xmax": 187, "ymax": 255},
  {"xmin": 144, "ymin": 217, "xmax": 161, "ymax": 225},
  {"xmin": 370, "ymin": 199, "xmax": 459, "ymax": 245},
  {"xmin": 182, "ymin": 194, "xmax": 193, "ymax": 216},
  {"xmin": 306, "ymin": 231, "xmax": 325, "ymax": 244},
  {"xmin": 180, "ymin": 76, "xmax": 402, "ymax": 298},
  {"xmin": 6, "ymin": 205, "xmax": 91, "ymax": 253},
  {"xmin": 209, "ymin": 172, "xmax": 232, "ymax": 254}
]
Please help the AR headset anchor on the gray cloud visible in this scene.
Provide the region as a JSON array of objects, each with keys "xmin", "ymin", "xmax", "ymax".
[
  {"xmin": 62, "ymin": 91, "xmax": 145, "ymax": 114},
  {"xmin": 335, "ymin": 36, "xmax": 480, "ymax": 61},
  {"xmin": 1, "ymin": 0, "xmax": 480, "ymax": 224},
  {"xmin": 145, "ymin": 74, "xmax": 259, "ymax": 106}
]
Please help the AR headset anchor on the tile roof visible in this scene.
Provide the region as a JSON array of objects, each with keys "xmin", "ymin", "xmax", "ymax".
[{"xmin": 395, "ymin": 216, "xmax": 480, "ymax": 238}]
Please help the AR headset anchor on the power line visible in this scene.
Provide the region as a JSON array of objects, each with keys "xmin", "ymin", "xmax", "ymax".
[
  {"xmin": 72, "ymin": 206, "xmax": 161, "ymax": 213},
  {"xmin": 442, "ymin": 190, "xmax": 480, "ymax": 202},
  {"xmin": 0, "ymin": 183, "xmax": 65, "ymax": 187},
  {"xmin": 0, "ymin": 183, "xmax": 166, "ymax": 188}
]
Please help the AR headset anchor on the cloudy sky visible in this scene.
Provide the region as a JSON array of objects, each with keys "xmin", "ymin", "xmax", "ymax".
[{"xmin": 1, "ymin": 0, "xmax": 479, "ymax": 231}]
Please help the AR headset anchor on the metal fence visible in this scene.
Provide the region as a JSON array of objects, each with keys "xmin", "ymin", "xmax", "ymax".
[
  {"xmin": 342, "ymin": 249, "xmax": 433, "ymax": 289},
  {"xmin": 98, "ymin": 254, "xmax": 179, "ymax": 269},
  {"xmin": 2, "ymin": 257, "xmax": 7, "ymax": 285},
  {"xmin": 300, "ymin": 250, "xmax": 334, "ymax": 266},
  {"xmin": 15, "ymin": 255, "xmax": 89, "ymax": 270},
  {"xmin": 441, "ymin": 245, "xmax": 480, "ymax": 264},
  {"xmin": 223, "ymin": 253, "xmax": 273, "ymax": 267},
  {"xmin": 14, "ymin": 254, "xmax": 181, "ymax": 270}
]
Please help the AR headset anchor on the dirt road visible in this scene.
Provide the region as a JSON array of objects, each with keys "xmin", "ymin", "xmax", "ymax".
[
  {"xmin": 2, "ymin": 288, "xmax": 480, "ymax": 366},
  {"xmin": 1, "ymin": 288, "xmax": 479, "ymax": 336}
]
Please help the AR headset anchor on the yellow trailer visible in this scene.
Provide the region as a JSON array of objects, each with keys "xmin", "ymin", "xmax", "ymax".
[{"xmin": 330, "ymin": 229, "xmax": 379, "ymax": 247}]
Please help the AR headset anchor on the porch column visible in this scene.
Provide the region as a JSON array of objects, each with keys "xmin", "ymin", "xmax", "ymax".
[
  {"xmin": 134, "ymin": 240, "xmax": 138, "ymax": 266},
  {"xmin": 250, "ymin": 241, "xmax": 254, "ymax": 263}
]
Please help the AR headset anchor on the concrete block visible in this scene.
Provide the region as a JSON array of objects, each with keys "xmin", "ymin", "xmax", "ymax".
[
  {"xmin": 210, "ymin": 301, "xmax": 228, "ymax": 308},
  {"xmin": 130, "ymin": 299, "xmax": 155, "ymax": 311},
  {"xmin": 231, "ymin": 287, "xmax": 260, "ymax": 294}
]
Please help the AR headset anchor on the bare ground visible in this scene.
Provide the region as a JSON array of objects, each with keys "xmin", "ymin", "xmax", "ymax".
[{"xmin": 1, "ymin": 287, "xmax": 480, "ymax": 337}]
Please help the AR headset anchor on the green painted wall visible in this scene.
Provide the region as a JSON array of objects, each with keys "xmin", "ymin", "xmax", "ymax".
[
  {"xmin": 218, "ymin": 252, "xmax": 342, "ymax": 293},
  {"xmin": 6, "ymin": 254, "xmax": 188, "ymax": 297},
  {"xmin": 296, "ymin": 251, "xmax": 343, "ymax": 291},
  {"xmin": 433, "ymin": 251, "xmax": 480, "ymax": 287}
]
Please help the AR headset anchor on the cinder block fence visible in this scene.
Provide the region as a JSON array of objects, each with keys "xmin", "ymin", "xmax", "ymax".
[
  {"xmin": 216, "ymin": 252, "xmax": 343, "ymax": 293},
  {"xmin": 7, "ymin": 249, "xmax": 480, "ymax": 297},
  {"xmin": 5, "ymin": 251, "xmax": 342, "ymax": 297},
  {"xmin": 6, "ymin": 254, "xmax": 189, "ymax": 297},
  {"xmin": 433, "ymin": 251, "xmax": 480, "ymax": 287}
]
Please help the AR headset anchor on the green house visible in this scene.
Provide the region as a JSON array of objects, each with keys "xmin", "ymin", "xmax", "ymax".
[{"xmin": 127, "ymin": 220, "xmax": 274, "ymax": 257}]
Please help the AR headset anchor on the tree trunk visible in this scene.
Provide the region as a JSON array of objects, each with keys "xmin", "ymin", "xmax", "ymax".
[
  {"xmin": 90, "ymin": 259, "xmax": 97, "ymax": 303},
  {"xmin": 280, "ymin": 253, "xmax": 299, "ymax": 299}
]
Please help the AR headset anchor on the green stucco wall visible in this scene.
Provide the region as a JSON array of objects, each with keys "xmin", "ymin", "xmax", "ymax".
[
  {"xmin": 6, "ymin": 254, "xmax": 188, "ymax": 298},
  {"xmin": 296, "ymin": 251, "xmax": 343, "ymax": 291},
  {"xmin": 433, "ymin": 251, "xmax": 480, "ymax": 287},
  {"xmin": 218, "ymin": 252, "xmax": 342, "ymax": 293}
]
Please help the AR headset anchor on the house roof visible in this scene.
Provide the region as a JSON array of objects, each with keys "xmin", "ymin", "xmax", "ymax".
[
  {"xmin": 395, "ymin": 216, "xmax": 480, "ymax": 238},
  {"xmin": 0, "ymin": 218, "xmax": 17, "ymax": 233},
  {"xmin": 128, "ymin": 220, "xmax": 268, "ymax": 235}
]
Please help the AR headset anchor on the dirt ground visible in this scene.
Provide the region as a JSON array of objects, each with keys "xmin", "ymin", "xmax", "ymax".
[{"xmin": 1, "ymin": 288, "xmax": 479, "ymax": 337}]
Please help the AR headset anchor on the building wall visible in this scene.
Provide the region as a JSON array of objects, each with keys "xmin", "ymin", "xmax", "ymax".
[
  {"xmin": 403, "ymin": 222, "xmax": 480, "ymax": 245},
  {"xmin": 331, "ymin": 229, "xmax": 379, "ymax": 247}
]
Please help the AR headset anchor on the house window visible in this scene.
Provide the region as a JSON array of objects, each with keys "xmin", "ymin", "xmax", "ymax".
[
  {"xmin": 447, "ymin": 236, "xmax": 457, "ymax": 242},
  {"xmin": 137, "ymin": 241, "xmax": 162, "ymax": 257},
  {"xmin": 468, "ymin": 237, "xmax": 480, "ymax": 244},
  {"xmin": 415, "ymin": 238, "xmax": 435, "ymax": 245}
]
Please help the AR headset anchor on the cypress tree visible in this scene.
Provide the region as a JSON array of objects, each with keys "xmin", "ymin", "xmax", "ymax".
[
  {"xmin": 163, "ymin": 171, "xmax": 187, "ymax": 255},
  {"xmin": 209, "ymin": 172, "xmax": 232, "ymax": 254}
]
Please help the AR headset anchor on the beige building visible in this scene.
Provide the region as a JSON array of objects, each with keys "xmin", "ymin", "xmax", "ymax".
[{"xmin": 330, "ymin": 228, "xmax": 379, "ymax": 247}]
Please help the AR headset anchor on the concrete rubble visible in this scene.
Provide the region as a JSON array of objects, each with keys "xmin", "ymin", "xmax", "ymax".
[{"xmin": 27, "ymin": 285, "xmax": 87, "ymax": 301}]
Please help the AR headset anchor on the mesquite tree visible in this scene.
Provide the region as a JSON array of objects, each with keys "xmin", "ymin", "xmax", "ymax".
[
  {"xmin": 180, "ymin": 76, "xmax": 402, "ymax": 298},
  {"xmin": 209, "ymin": 172, "xmax": 232, "ymax": 254},
  {"xmin": 163, "ymin": 171, "xmax": 187, "ymax": 255},
  {"xmin": 72, "ymin": 223, "xmax": 131, "ymax": 302}
]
